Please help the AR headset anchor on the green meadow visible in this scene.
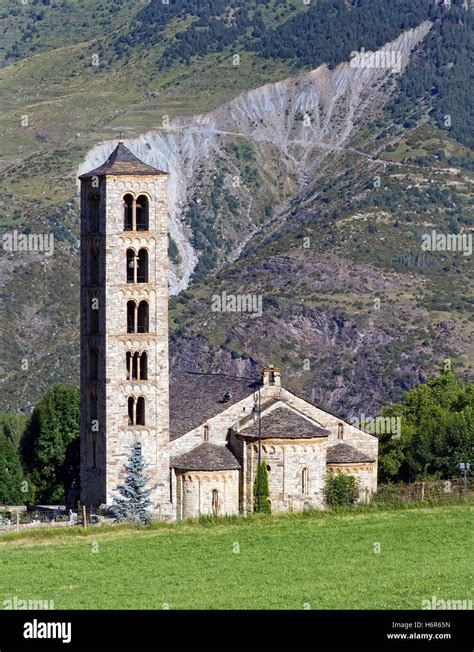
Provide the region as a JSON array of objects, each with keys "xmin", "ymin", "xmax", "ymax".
[{"xmin": 0, "ymin": 503, "xmax": 472, "ymax": 610}]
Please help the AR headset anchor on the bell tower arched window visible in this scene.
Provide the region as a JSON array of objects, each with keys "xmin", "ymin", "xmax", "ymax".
[
  {"xmin": 90, "ymin": 296, "xmax": 99, "ymax": 334},
  {"xmin": 338, "ymin": 423, "xmax": 344, "ymax": 440},
  {"xmin": 136, "ymin": 195, "xmax": 149, "ymax": 231},
  {"xmin": 126, "ymin": 351, "xmax": 148, "ymax": 381},
  {"xmin": 137, "ymin": 249, "xmax": 148, "ymax": 283},
  {"xmin": 127, "ymin": 396, "xmax": 145, "ymax": 426},
  {"xmin": 126, "ymin": 249, "xmax": 135, "ymax": 283},
  {"xmin": 124, "ymin": 194, "xmax": 134, "ymax": 231},
  {"xmin": 140, "ymin": 352, "xmax": 148, "ymax": 381},
  {"xmin": 128, "ymin": 397, "xmax": 134, "ymax": 425},
  {"xmin": 137, "ymin": 301, "xmax": 149, "ymax": 333},
  {"xmin": 127, "ymin": 301, "xmax": 136, "ymax": 333},
  {"xmin": 89, "ymin": 192, "xmax": 100, "ymax": 232},
  {"xmin": 89, "ymin": 348, "xmax": 99, "ymax": 381},
  {"xmin": 136, "ymin": 397, "xmax": 145, "ymax": 426},
  {"xmin": 126, "ymin": 249, "xmax": 149, "ymax": 284}
]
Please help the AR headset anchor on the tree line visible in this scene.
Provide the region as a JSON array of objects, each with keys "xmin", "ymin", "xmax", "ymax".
[{"xmin": 1, "ymin": 367, "xmax": 473, "ymax": 506}]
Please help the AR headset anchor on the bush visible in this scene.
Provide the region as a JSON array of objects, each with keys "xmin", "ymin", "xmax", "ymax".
[{"xmin": 324, "ymin": 472, "xmax": 359, "ymax": 507}]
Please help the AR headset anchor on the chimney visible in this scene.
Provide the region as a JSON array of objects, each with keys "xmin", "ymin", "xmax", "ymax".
[{"xmin": 262, "ymin": 366, "xmax": 281, "ymax": 388}]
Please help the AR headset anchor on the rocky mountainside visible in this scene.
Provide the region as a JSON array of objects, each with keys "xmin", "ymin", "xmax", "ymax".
[
  {"xmin": 80, "ymin": 23, "xmax": 432, "ymax": 291},
  {"xmin": 0, "ymin": 0, "xmax": 472, "ymax": 416}
]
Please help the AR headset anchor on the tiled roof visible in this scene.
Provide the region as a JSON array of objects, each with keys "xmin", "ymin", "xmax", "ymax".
[
  {"xmin": 239, "ymin": 406, "xmax": 329, "ymax": 440},
  {"xmin": 171, "ymin": 443, "xmax": 240, "ymax": 472},
  {"xmin": 169, "ymin": 372, "xmax": 259, "ymax": 441},
  {"xmin": 79, "ymin": 142, "xmax": 167, "ymax": 179},
  {"xmin": 326, "ymin": 442, "xmax": 375, "ymax": 464}
]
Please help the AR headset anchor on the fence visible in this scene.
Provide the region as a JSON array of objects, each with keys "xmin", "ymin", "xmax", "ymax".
[
  {"xmin": 0, "ymin": 506, "xmax": 105, "ymax": 532},
  {"xmin": 374, "ymin": 478, "xmax": 474, "ymax": 504}
]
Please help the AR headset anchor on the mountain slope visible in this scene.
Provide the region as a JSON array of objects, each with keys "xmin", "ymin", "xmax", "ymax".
[{"xmin": 0, "ymin": 1, "xmax": 472, "ymax": 415}]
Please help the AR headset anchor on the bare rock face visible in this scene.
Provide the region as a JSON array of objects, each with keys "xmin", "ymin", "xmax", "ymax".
[{"xmin": 79, "ymin": 22, "xmax": 432, "ymax": 293}]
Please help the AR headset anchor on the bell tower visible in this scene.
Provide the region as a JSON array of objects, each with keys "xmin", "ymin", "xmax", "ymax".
[{"xmin": 79, "ymin": 142, "xmax": 171, "ymax": 516}]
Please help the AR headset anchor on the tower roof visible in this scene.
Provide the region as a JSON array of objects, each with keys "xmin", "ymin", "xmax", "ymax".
[{"xmin": 79, "ymin": 142, "xmax": 168, "ymax": 179}]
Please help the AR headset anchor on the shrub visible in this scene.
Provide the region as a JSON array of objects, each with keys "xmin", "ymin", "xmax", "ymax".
[{"xmin": 324, "ymin": 472, "xmax": 359, "ymax": 507}]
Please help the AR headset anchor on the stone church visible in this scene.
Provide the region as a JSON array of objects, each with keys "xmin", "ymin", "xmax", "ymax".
[{"xmin": 78, "ymin": 142, "xmax": 378, "ymax": 520}]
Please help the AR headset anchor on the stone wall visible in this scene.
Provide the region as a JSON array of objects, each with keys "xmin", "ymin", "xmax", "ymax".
[
  {"xmin": 244, "ymin": 438, "xmax": 327, "ymax": 514},
  {"xmin": 175, "ymin": 470, "xmax": 239, "ymax": 519}
]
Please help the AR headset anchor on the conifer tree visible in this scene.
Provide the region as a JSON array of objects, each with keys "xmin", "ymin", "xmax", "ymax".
[
  {"xmin": 111, "ymin": 441, "xmax": 154, "ymax": 524},
  {"xmin": 253, "ymin": 459, "xmax": 271, "ymax": 514}
]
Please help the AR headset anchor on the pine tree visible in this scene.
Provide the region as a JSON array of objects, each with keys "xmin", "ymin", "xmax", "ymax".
[
  {"xmin": 253, "ymin": 459, "xmax": 271, "ymax": 514},
  {"xmin": 111, "ymin": 441, "xmax": 154, "ymax": 524}
]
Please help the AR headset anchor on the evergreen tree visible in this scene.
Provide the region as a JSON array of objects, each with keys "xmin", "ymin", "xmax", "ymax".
[
  {"xmin": 253, "ymin": 459, "xmax": 271, "ymax": 514},
  {"xmin": 0, "ymin": 435, "xmax": 30, "ymax": 506},
  {"xmin": 111, "ymin": 441, "xmax": 154, "ymax": 524},
  {"xmin": 21, "ymin": 385, "xmax": 80, "ymax": 504}
]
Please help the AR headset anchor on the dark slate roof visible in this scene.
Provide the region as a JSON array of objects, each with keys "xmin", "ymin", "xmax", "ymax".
[
  {"xmin": 169, "ymin": 372, "xmax": 260, "ymax": 441},
  {"xmin": 239, "ymin": 407, "xmax": 329, "ymax": 440},
  {"xmin": 79, "ymin": 142, "xmax": 168, "ymax": 179},
  {"xmin": 326, "ymin": 443, "xmax": 375, "ymax": 465},
  {"xmin": 171, "ymin": 443, "xmax": 241, "ymax": 472}
]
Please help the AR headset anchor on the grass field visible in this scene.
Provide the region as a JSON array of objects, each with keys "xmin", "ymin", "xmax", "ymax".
[{"xmin": 0, "ymin": 503, "xmax": 472, "ymax": 610}]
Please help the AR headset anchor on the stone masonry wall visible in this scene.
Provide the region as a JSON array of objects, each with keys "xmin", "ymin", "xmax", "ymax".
[
  {"xmin": 244, "ymin": 438, "xmax": 327, "ymax": 514},
  {"xmin": 80, "ymin": 173, "xmax": 172, "ymax": 517},
  {"xmin": 176, "ymin": 470, "xmax": 239, "ymax": 519}
]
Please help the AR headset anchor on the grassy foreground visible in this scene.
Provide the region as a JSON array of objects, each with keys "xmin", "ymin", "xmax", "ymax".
[{"xmin": 0, "ymin": 504, "xmax": 472, "ymax": 610}]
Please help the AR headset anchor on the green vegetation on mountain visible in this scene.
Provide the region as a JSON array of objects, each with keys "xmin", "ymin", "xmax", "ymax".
[
  {"xmin": 388, "ymin": 1, "xmax": 474, "ymax": 148},
  {"xmin": 254, "ymin": 0, "xmax": 437, "ymax": 66},
  {"xmin": 0, "ymin": 0, "xmax": 472, "ymax": 417}
]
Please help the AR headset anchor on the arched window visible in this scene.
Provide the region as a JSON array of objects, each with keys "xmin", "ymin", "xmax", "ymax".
[
  {"xmin": 203, "ymin": 425, "xmax": 209, "ymax": 442},
  {"xmin": 126, "ymin": 352, "xmax": 147, "ymax": 381},
  {"xmin": 137, "ymin": 301, "xmax": 149, "ymax": 333},
  {"xmin": 127, "ymin": 301, "xmax": 136, "ymax": 333},
  {"xmin": 89, "ymin": 192, "xmax": 100, "ymax": 232},
  {"xmin": 127, "ymin": 396, "xmax": 146, "ymax": 426},
  {"xmin": 136, "ymin": 397, "xmax": 145, "ymax": 426},
  {"xmin": 212, "ymin": 489, "xmax": 219, "ymax": 517},
  {"xmin": 128, "ymin": 397, "xmax": 134, "ymax": 426},
  {"xmin": 90, "ymin": 246, "xmax": 99, "ymax": 285},
  {"xmin": 136, "ymin": 195, "xmax": 149, "ymax": 231},
  {"xmin": 89, "ymin": 348, "xmax": 99, "ymax": 381},
  {"xmin": 302, "ymin": 467, "xmax": 309, "ymax": 495},
  {"xmin": 137, "ymin": 249, "xmax": 149, "ymax": 283},
  {"xmin": 90, "ymin": 393, "xmax": 98, "ymax": 429},
  {"xmin": 132, "ymin": 352, "xmax": 140, "ymax": 380},
  {"xmin": 126, "ymin": 249, "xmax": 135, "ymax": 283},
  {"xmin": 338, "ymin": 423, "xmax": 344, "ymax": 440},
  {"xmin": 123, "ymin": 194, "xmax": 134, "ymax": 231},
  {"xmin": 140, "ymin": 352, "xmax": 148, "ymax": 381},
  {"xmin": 90, "ymin": 296, "xmax": 99, "ymax": 333}
]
